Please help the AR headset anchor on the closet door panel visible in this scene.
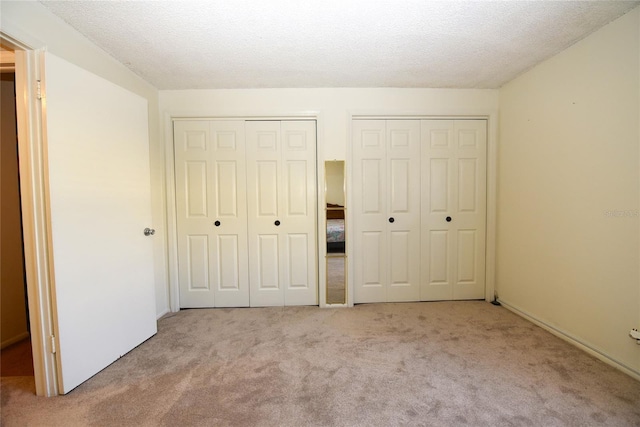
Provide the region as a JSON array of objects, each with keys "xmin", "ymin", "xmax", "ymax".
[
  {"xmin": 247, "ymin": 120, "xmax": 317, "ymax": 307},
  {"xmin": 429, "ymin": 158, "xmax": 450, "ymax": 213},
  {"xmin": 281, "ymin": 121, "xmax": 317, "ymax": 306},
  {"xmin": 186, "ymin": 235, "xmax": 210, "ymax": 291},
  {"xmin": 353, "ymin": 120, "xmax": 387, "ymax": 303},
  {"xmin": 209, "ymin": 121, "xmax": 249, "ymax": 307},
  {"xmin": 175, "ymin": 120, "xmax": 249, "ymax": 308},
  {"xmin": 352, "ymin": 120, "xmax": 420, "ymax": 303},
  {"xmin": 421, "ymin": 119, "xmax": 486, "ymax": 301},
  {"xmin": 386, "ymin": 121, "xmax": 421, "ymax": 302},
  {"xmin": 287, "ymin": 233, "xmax": 309, "ymax": 287},
  {"xmin": 256, "ymin": 161, "xmax": 279, "ymax": 216},
  {"xmin": 452, "ymin": 120, "xmax": 486, "ymax": 300},
  {"xmin": 217, "ymin": 235, "xmax": 241, "ymax": 290},
  {"xmin": 247, "ymin": 121, "xmax": 284, "ymax": 306},
  {"xmin": 185, "ymin": 161, "xmax": 208, "ymax": 217},
  {"xmin": 421, "ymin": 120, "xmax": 455, "ymax": 300},
  {"xmin": 175, "ymin": 121, "xmax": 215, "ymax": 307}
]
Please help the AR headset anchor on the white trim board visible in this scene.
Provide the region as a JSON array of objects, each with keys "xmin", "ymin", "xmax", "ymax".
[{"xmin": 498, "ymin": 298, "xmax": 640, "ymax": 382}]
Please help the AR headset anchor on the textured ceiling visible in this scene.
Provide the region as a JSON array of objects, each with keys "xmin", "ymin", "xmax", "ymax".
[{"xmin": 40, "ymin": 1, "xmax": 639, "ymax": 90}]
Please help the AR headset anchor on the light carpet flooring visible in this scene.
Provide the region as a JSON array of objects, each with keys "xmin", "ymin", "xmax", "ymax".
[{"xmin": 1, "ymin": 301, "xmax": 639, "ymax": 426}]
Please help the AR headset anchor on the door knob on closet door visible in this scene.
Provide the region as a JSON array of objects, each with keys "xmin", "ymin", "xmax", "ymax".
[
  {"xmin": 446, "ymin": 216, "xmax": 452, "ymax": 222},
  {"xmin": 275, "ymin": 220, "xmax": 281, "ymax": 226},
  {"xmin": 143, "ymin": 228, "xmax": 155, "ymax": 236},
  {"xmin": 388, "ymin": 217, "xmax": 395, "ymax": 223},
  {"xmin": 214, "ymin": 221, "xmax": 221, "ymax": 227}
]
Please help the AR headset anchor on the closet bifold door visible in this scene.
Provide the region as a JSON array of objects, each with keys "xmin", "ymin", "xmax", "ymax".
[
  {"xmin": 352, "ymin": 120, "xmax": 421, "ymax": 303},
  {"xmin": 174, "ymin": 120, "xmax": 250, "ymax": 308},
  {"xmin": 420, "ymin": 120, "xmax": 487, "ymax": 301},
  {"xmin": 246, "ymin": 120, "xmax": 317, "ymax": 307}
]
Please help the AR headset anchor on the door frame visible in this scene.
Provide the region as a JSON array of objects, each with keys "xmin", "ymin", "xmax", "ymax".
[
  {"xmin": 1, "ymin": 32, "xmax": 59, "ymax": 396},
  {"xmin": 347, "ymin": 111, "xmax": 498, "ymax": 306},
  {"xmin": 163, "ymin": 113, "xmax": 323, "ymax": 311}
]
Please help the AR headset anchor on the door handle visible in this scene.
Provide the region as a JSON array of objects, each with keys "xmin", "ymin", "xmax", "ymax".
[
  {"xmin": 388, "ymin": 217, "xmax": 395, "ymax": 223},
  {"xmin": 446, "ymin": 216, "xmax": 452, "ymax": 222},
  {"xmin": 214, "ymin": 220, "xmax": 221, "ymax": 227},
  {"xmin": 143, "ymin": 228, "xmax": 155, "ymax": 236},
  {"xmin": 275, "ymin": 220, "xmax": 281, "ymax": 226}
]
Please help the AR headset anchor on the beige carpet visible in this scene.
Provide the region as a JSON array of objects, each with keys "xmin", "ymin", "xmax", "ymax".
[{"xmin": 2, "ymin": 302, "xmax": 639, "ymax": 426}]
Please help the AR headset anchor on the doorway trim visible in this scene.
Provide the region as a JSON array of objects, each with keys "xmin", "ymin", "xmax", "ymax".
[{"xmin": 1, "ymin": 32, "xmax": 58, "ymax": 396}]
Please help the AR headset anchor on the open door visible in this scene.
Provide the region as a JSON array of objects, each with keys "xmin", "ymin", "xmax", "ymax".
[{"xmin": 43, "ymin": 53, "xmax": 157, "ymax": 394}]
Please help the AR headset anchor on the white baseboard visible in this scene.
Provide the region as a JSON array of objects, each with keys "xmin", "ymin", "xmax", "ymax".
[
  {"xmin": 156, "ymin": 308, "xmax": 171, "ymax": 320},
  {"xmin": 1, "ymin": 332, "xmax": 30, "ymax": 350},
  {"xmin": 497, "ymin": 298, "xmax": 640, "ymax": 382}
]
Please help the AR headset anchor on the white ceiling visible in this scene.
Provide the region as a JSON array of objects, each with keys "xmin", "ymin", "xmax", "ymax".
[{"xmin": 40, "ymin": 0, "xmax": 639, "ymax": 90}]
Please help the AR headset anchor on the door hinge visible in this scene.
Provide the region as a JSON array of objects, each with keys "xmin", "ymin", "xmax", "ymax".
[
  {"xmin": 50, "ymin": 335, "xmax": 56, "ymax": 354},
  {"xmin": 36, "ymin": 80, "xmax": 42, "ymax": 100}
]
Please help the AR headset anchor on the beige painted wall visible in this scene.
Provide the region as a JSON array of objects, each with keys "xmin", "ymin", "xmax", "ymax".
[
  {"xmin": 498, "ymin": 8, "xmax": 640, "ymax": 375},
  {"xmin": 1, "ymin": 73, "xmax": 29, "ymax": 348},
  {"xmin": 1, "ymin": 1, "xmax": 169, "ymax": 316},
  {"xmin": 160, "ymin": 88, "xmax": 499, "ymax": 160}
]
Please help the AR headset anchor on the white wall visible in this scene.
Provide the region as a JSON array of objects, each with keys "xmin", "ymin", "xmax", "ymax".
[
  {"xmin": 498, "ymin": 8, "xmax": 640, "ymax": 376},
  {"xmin": 0, "ymin": 1, "xmax": 170, "ymax": 317}
]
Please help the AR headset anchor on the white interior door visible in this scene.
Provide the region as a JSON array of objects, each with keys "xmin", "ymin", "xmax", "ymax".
[
  {"xmin": 246, "ymin": 121, "xmax": 317, "ymax": 307},
  {"xmin": 352, "ymin": 120, "xmax": 420, "ymax": 303},
  {"xmin": 352, "ymin": 120, "xmax": 387, "ymax": 303},
  {"xmin": 174, "ymin": 120, "xmax": 249, "ymax": 308},
  {"xmin": 44, "ymin": 53, "xmax": 156, "ymax": 394},
  {"xmin": 421, "ymin": 120, "xmax": 487, "ymax": 300}
]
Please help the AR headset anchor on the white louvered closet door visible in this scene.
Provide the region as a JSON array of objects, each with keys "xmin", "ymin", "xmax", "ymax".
[
  {"xmin": 421, "ymin": 120, "xmax": 487, "ymax": 301},
  {"xmin": 246, "ymin": 121, "xmax": 317, "ymax": 307},
  {"xmin": 174, "ymin": 120, "xmax": 250, "ymax": 308},
  {"xmin": 352, "ymin": 120, "xmax": 421, "ymax": 303}
]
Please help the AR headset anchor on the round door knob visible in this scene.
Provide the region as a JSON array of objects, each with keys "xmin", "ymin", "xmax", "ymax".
[
  {"xmin": 388, "ymin": 217, "xmax": 395, "ymax": 223},
  {"xmin": 275, "ymin": 220, "xmax": 281, "ymax": 226},
  {"xmin": 446, "ymin": 216, "xmax": 452, "ymax": 222},
  {"xmin": 214, "ymin": 221, "xmax": 221, "ymax": 227},
  {"xmin": 143, "ymin": 228, "xmax": 155, "ymax": 236}
]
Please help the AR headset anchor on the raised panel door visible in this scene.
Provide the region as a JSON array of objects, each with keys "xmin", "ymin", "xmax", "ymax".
[
  {"xmin": 421, "ymin": 119, "xmax": 486, "ymax": 301},
  {"xmin": 386, "ymin": 121, "xmax": 421, "ymax": 302},
  {"xmin": 352, "ymin": 120, "xmax": 387, "ymax": 303},
  {"xmin": 175, "ymin": 120, "xmax": 249, "ymax": 308},
  {"xmin": 247, "ymin": 120, "xmax": 317, "ymax": 306},
  {"xmin": 281, "ymin": 121, "xmax": 317, "ymax": 306},
  {"xmin": 352, "ymin": 120, "xmax": 420, "ymax": 303}
]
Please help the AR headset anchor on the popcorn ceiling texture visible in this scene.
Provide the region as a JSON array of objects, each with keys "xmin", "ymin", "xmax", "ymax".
[{"xmin": 40, "ymin": 1, "xmax": 639, "ymax": 90}]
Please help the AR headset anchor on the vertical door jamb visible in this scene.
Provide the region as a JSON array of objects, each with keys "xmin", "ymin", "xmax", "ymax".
[{"xmin": 4, "ymin": 32, "xmax": 59, "ymax": 396}]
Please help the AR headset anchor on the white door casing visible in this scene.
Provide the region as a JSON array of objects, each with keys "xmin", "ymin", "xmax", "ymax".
[
  {"xmin": 352, "ymin": 120, "xmax": 421, "ymax": 303},
  {"xmin": 44, "ymin": 53, "xmax": 156, "ymax": 394},
  {"xmin": 421, "ymin": 120, "xmax": 487, "ymax": 300},
  {"xmin": 174, "ymin": 120, "xmax": 250, "ymax": 308},
  {"xmin": 246, "ymin": 121, "xmax": 317, "ymax": 307}
]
